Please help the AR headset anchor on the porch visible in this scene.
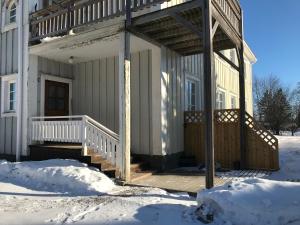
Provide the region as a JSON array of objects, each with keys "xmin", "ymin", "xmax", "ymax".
[{"xmin": 27, "ymin": 0, "xmax": 273, "ymax": 188}]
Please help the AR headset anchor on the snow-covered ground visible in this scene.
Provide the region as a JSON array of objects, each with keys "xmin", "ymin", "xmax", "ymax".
[
  {"xmin": 0, "ymin": 159, "xmax": 198, "ymax": 225},
  {"xmin": 196, "ymin": 136, "xmax": 300, "ymax": 225},
  {"xmin": 0, "ymin": 136, "xmax": 299, "ymax": 225}
]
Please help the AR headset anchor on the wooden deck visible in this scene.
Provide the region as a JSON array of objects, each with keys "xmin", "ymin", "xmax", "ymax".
[
  {"xmin": 128, "ymin": 169, "xmax": 273, "ymax": 194},
  {"xmin": 129, "ymin": 171, "xmax": 225, "ymax": 194}
]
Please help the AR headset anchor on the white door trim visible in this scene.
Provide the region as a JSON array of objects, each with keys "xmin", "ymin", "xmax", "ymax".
[{"xmin": 40, "ymin": 74, "xmax": 73, "ymax": 117}]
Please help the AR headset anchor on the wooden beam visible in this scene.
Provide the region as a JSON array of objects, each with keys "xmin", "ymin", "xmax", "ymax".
[
  {"xmin": 169, "ymin": 12, "xmax": 203, "ymax": 38},
  {"xmin": 211, "ymin": 4, "xmax": 241, "ymax": 47},
  {"xmin": 131, "ymin": 0, "xmax": 203, "ymax": 26},
  {"xmin": 169, "ymin": 39, "xmax": 202, "ymax": 50},
  {"xmin": 152, "ymin": 28, "xmax": 191, "ymax": 40},
  {"xmin": 162, "ymin": 34, "xmax": 199, "ymax": 45},
  {"xmin": 212, "ymin": 21, "xmax": 219, "ymax": 37},
  {"xmin": 203, "ymin": 0, "xmax": 215, "ymax": 189},
  {"xmin": 215, "ymin": 51, "xmax": 239, "ymax": 71},
  {"xmin": 238, "ymin": 11, "xmax": 246, "ymax": 170}
]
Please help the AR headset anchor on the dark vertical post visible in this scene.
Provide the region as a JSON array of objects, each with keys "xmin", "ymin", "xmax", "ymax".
[
  {"xmin": 203, "ymin": 0, "xmax": 215, "ymax": 189},
  {"xmin": 239, "ymin": 11, "xmax": 246, "ymax": 169}
]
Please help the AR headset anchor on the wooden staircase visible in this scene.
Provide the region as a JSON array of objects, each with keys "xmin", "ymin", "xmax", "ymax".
[
  {"xmin": 184, "ymin": 109, "xmax": 279, "ymax": 171},
  {"xmin": 30, "ymin": 144, "xmax": 117, "ymax": 177},
  {"xmin": 30, "ymin": 144, "xmax": 154, "ymax": 181}
]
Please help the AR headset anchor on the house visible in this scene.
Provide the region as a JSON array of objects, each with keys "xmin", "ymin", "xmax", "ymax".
[{"xmin": 0, "ymin": 0, "xmax": 278, "ymax": 184}]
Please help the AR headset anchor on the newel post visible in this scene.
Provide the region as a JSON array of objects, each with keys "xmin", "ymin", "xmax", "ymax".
[{"xmin": 82, "ymin": 116, "xmax": 88, "ymax": 155}]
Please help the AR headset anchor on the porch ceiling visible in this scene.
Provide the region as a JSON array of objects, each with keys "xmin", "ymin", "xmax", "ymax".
[
  {"xmin": 29, "ymin": 30, "xmax": 159, "ymax": 64},
  {"xmin": 129, "ymin": 0, "xmax": 236, "ymax": 56}
]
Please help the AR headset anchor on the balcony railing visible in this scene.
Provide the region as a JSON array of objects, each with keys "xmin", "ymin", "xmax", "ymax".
[
  {"xmin": 212, "ymin": 0, "xmax": 241, "ymax": 36},
  {"xmin": 30, "ymin": 0, "xmax": 241, "ymax": 42},
  {"xmin": 30, "ymin": 0, "xmax": 167, "ymax": 41}
]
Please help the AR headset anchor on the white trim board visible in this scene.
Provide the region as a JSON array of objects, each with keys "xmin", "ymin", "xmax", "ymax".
[
  {"xmin": 1, "ymin": 73, "xmax": 17, "ymax": 117},
  {"xmin": 40, "ymin": 74, "xmax": 73, "ymax": 117}
]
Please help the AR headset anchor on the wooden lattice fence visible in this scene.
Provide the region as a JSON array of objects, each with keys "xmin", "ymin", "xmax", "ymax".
[{"xmin": 184, "ymin": 109, "xmax": 279, "ymax": 171}]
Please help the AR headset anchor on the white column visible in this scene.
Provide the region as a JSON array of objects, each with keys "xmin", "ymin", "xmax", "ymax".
[
  {"xmin": 118, "ymin": 31, "xmax": 131, "ymax": 181},
  {"xmin": 16, "ymin": 0, "xmax": 24, "ymax": 161}
]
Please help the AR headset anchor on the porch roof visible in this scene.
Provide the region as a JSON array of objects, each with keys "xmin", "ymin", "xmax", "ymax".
[{"xmin": 128, "ymin": 0, "xmax": 241, "ymax": 56}]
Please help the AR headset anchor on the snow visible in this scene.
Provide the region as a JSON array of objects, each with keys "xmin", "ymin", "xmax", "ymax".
[
  {"xmin": 269, "ymin": 136, "xmax": 300, "ymax": 181},
  {"xmin": 0, "ymin": 159, "xmax": 115, "ymax": 195},
  {"xmin": 41, "ymin": 36, "xmax": 64, "ymax": 43},
  {"xmin": 0, "ymin": 160, "xmax": 198, "ymax": 225},
  {"xmin": 197, "ymin": 179, "xmax": 300, "ymax": 225},
  {"xmin": 0, "ymin": 136, "xmax": 299, "ymax": 225},
  {"xmin": 196, "ymin": 136, "xmax": 300, "ymax": 225}
]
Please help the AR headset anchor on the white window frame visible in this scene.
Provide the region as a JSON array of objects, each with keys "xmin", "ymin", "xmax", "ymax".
[
  {"xmin": 40, "ymin": 74, "xmax": 73, "ymax": 117},
  {"xmin": 186, "ymin": 80, "xmax": 196, "ymax": 111},
  {"xmin": 185, "ymin": 74, "xmax": 200, "ymax": 111},
  {"xmin": 1, "ymin": 73, "xmax": 17, "ymax": 117},
  {"xmin": 216, "ymin": 88, "xmax": 226, "ymax": 110},
  {"xmin": 230, "ymin": 94, "xmax": 237, "ymax": 109},
  {"xmin": 9, "ymin": 2, "xmax": 16, "ymax": 23},
  {"xmin": 1, "ymin": 0, "xmax": 18, "ymax": 32}
]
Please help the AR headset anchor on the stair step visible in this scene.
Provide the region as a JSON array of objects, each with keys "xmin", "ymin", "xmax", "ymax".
[
  {"xmin": 130, "ymin": 171, "xmax": 154, "ymax": 182},
  {"xmin": 130, "ymin": 162, "xmax": 146, "ymax": 172}
]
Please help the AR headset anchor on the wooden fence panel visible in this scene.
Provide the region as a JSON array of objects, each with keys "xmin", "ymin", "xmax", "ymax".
[{"xmin": 184, "ymin": 109, "xmax": 279, "ymax": 171}]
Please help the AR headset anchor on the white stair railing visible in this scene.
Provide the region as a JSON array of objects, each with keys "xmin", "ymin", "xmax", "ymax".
[{"xmin": 30, "ymin": 115, "xmax": 120, "ymax": 166}]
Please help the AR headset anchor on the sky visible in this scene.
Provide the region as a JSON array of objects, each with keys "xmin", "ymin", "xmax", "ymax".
[{"xmin": 240, "ymin": 0, "xmax": 300, "ymax": 88}]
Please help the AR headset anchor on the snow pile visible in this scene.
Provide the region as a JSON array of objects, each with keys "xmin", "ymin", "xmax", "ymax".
[
  {"xmin": 0, "ymin": 159, "xmax": 115, "ymax": 195},
  {"xmin": 196, "ymin": 178, "xmax": 300, "ymax": 225},
  {"xmin": 41, "ymin": 36, "xmax": 64, "ymax": 43},
  {"xmin": 270, "ymin": 136, "xmax": 300, "ymax": 181},
  {"xmin": 0, "ymin": 160, "xmax": 12, "ymax": 179}
]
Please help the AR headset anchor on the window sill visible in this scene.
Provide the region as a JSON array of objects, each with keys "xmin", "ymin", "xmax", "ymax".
[
  {"xmin": 2, "ymin": 22, "xmax": 17, "ymax": 33},
  {"xmin": 1, "ymin": 112, "xmax": 17, "ymax": 118}
]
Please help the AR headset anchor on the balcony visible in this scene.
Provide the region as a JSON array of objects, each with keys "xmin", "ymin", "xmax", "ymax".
[{"xmin": 30, "ymin": 0, "xmax": 242, "ymax": 54}]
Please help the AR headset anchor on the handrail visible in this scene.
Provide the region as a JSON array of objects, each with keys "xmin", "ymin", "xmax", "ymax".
[
  {"xmin": 31, "ymin": 115, "xmax": 119, "ymax": 140},
  {"xmin": 84, "ymin": 116, "xmax": 119, "ymax": 140},
  {"xmin": 30, "ymin": 115, "xmax": 120, "ymax": 167},
  {"xmin": 245, "ymin": 112, "xmax": 278, "ymax": 150}
]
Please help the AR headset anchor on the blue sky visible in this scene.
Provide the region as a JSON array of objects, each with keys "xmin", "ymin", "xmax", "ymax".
[{"xmin": 240, "ymin": 0, "xmax": 300, "ymax": 88}]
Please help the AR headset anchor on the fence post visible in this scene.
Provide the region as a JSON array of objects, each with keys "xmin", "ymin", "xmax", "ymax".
[{"xmin": 81, "ymin": 116, "xmax": 88, "ymax": 155}]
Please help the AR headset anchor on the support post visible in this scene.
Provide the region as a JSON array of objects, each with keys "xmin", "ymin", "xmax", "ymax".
[
  {"xmin": 118, "ymin": 31, "xmax": 131, "ymax": 182},
  {"xmin": 16, "ymin": 0, "xmax": 24, "ymax": 162},
  {"xmin": 238, "ymin": 11, "xmax": 246, "ymax": 169},
  {"xmin": 118, "ymin": 0, "xmax": 131, "ymax": 181},
  {"xmin": 203, "ymin": 0, "xmax": 215, "ymax": 189}
]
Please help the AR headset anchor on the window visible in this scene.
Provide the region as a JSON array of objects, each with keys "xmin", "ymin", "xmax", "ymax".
[
  {"xmin": 9, "ymin": 3, "xmax": 16, "ymax": 23},
  {"xmin": 231, "ymin": 95, "xmax": 237, "ymax": 109},
  {"xmin": 216, "ymin": 90, "xmax": 226, "ymax": 109},
  {"xmin": 1, "ymin": 74, "xmax": 17, "ymax": 116},
  {"xmin": 8, "ymin": 81, "xmax": 16, "ymax": 111},
  {"xmin": 186, "ymin": 80, "xmax": 196, "ymax": 111}
]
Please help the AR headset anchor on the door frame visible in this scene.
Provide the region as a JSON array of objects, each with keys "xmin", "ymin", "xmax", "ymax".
[{"xmin": 40, "ymin": 74, "xmax": 72, "ymax": 117}]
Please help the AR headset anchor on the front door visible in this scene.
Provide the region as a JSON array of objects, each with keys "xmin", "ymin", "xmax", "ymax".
[{"xmin": 45, "ymin": 80, "xmax": 69, "ymax": 116}]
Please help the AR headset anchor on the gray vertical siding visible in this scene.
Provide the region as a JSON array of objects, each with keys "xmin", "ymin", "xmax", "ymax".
[
  {"xmin": 72, "ymin": 50, "xmax": 153, "ymax": 155},
  {"xmin": 161, "ymin": 47, "xmax": 184, "ymax": 155},
  {"xmin": 0, "ymin": 28, "xmax": 18, "ymax": 156},
  {"xmin": 0, "ymin": 29, "xmax": 18, "ymax": 75},
  {"xmin": 38, "ymin": 57, "xmax": 73, "ymax": 79}
]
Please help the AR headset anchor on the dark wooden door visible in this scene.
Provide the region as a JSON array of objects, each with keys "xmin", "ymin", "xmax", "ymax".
[{"xmin": 45, "ymin": 80, "xmax": 69, "ymax": 116}]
